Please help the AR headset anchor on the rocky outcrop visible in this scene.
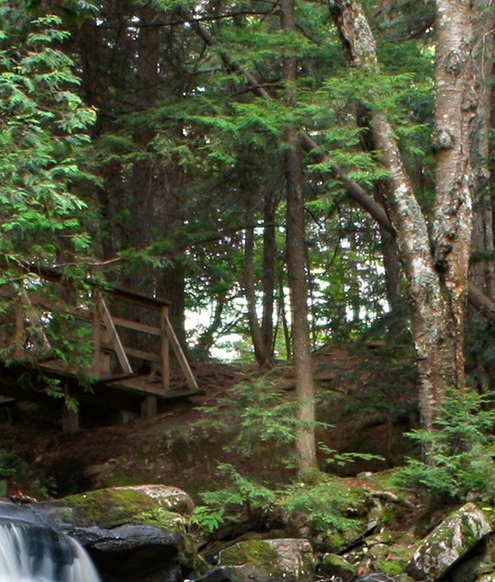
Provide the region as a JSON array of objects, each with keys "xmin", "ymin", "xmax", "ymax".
[
  {"xmin": 407, "ymin": 502, "xmax": 493, "ymax": 582},
  {"xmin": 193, "ymin": 538, "xmax": 314, "ymax": 582},
  {"xmin": 0, "ymin": 484, "xmax": 202, "ymax": 582},
  {"xmin": 6, "ymin": 483, "xmax": 495, "ymax": 582}
]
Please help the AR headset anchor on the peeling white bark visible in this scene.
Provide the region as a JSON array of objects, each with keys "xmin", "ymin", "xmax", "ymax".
[{"xmin": 332, "ymin": 0, "xmax": 476, "ymax": 431}]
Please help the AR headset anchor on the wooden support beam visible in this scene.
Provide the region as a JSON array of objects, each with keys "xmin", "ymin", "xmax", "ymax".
[
  {"xmin": 112, "ymin": 317, "xmax": 161, "ymax": 336},
  {"xmin": 161, "ymin": 310, "xmax": 198, "ymax": 391},
  {"xmin": 160, "ymin": 307, "xmax": 170, "ymax": 392},
  {"xmin": 92, "ymin": 296, "xmax": 111, "ymax": 374},
  {"xmin": 141, "ymin": 395, "xmax": 157, "ymax": 418},
  {"xmin": 95, "ymin": 292, "xmax": 133, "ymax": 376},
  {"xmin": 62, "ymin": 405, "xmax": 79, "ymax": 433}
]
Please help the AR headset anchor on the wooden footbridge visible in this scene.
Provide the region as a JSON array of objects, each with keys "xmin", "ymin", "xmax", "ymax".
[{"xmin": 0, "ymin": 266, "xmax": 200, "ymax": 432}]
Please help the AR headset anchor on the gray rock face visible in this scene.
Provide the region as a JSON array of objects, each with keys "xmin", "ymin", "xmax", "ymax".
[
  {"xmin": 406, "ymin": 502, "xmax": 493, "ymax": 581},
  {"xmin": 194, "ymin": 538, "xmax": 314, "ymax": 582},
  {"xmin": 73, "ymin": 523, "xmax": 184, "ymax": 582}
]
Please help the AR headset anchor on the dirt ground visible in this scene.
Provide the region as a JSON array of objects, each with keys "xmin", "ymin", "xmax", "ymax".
[{"xmin": 0, "ymin": 342, "xmax": 419, "ymax": 502}]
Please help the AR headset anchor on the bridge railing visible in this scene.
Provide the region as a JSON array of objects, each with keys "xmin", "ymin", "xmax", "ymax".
[{"xmin": 0, "ymin": 269, "xmax": 197, "ymax": 394}]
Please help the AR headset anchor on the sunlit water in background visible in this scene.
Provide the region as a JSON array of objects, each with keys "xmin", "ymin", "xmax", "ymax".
[{"xmin": 0, "ymin": 520, "xmax": 100, "ymax": 582}]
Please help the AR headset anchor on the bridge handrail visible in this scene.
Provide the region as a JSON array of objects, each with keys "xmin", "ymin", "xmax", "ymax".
[{"xmin": 0, "ymin": 266, "xmax": 198, "ymax": 393}]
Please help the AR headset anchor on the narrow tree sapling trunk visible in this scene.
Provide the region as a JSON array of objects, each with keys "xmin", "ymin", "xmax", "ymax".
[{"xmin": 281, "ymin": 0, "xmax": 318, "ymax": 471}]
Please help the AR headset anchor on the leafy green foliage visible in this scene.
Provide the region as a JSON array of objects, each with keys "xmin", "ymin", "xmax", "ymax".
[
  {"xmin": 0, "ymin": 5, "xmax": 98, "ymax": 394},
  {"xmin": 198, "ymin": 463, "xmax": 278, "ymax": 527},
  {"xmin": 0, "ymin": 7, "xmax": 96, "ymax": 272},
  {"xmin": 0, "ymin": 448, "xmax": 28, "ymax": 478},
  {"xmin": 0, "ymin": 448, "xmax": 29, "ymax": 497},
  {"xmin": 319, "ymin": 443, "xmax": 383, "ymax": 469},
  {"xmin": 191, "ymin": 504, "xmax": 226, "ymax": 533},
  {"xmin": 396, "ymin": 387, "xmax": 495, "ymax": 503},
  {"xmin": 193, "ymin": 375, "xmax": 377, "ymax": 538},
  {"xmin": 194, "ymin": 463, "xmax": 369, "ymax": 547},
  {"xmin": 279, "ymin": 470, "xmax": 369, "ymax": 536},
  {"xmin": 197, "ymin": 376, "xmax": 330, "ymax": 463}
]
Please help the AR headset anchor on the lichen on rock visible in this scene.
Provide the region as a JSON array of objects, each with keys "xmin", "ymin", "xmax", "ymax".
[
  {"xmin": 406, "ymin": 502, "xmax": 493, "ymax": 581},
  {"xmin": 194, "ymin": 538, "xmax": 314, "ymax": 582}
]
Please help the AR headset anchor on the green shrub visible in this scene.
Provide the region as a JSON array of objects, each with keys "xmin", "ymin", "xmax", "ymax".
[
  {"xmin": 193, "ymin": 377, "xmax": 378, "ymax": 538},
  {"xmin": 198, "ymin": 463, "xmax": 278, "ymax": 529},
  {"xmin": 396, "ymin": 387, "xmax": 495, "ymax": 503},
  {"xmin": 0, "ymin": 448, "xmax": 30, "ymax": 498},
  {"xmin": 196, "ymin": 376, "xmax": 330, "ymax": 466},
  {"xmin": 196, "ymin": 464, "xmax": 369, "ymax": 547},
  {"xmin": 279, "ymin": 470, "xmax": 369, "ymax": 534}
]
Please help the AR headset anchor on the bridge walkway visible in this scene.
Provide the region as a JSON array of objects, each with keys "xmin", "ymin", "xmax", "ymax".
[{"xmin": 0, "ymin": 266, "xmax": 200, "ymax": 432}]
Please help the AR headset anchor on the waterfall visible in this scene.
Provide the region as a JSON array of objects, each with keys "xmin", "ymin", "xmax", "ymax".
[{"xmin": 0, "ymin": 519, "xmax": 101, "ymax": 582}]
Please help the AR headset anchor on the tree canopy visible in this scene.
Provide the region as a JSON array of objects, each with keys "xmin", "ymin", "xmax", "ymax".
[{"xmin": 2, "ymin": 0, "xmax": 495, "ymax": 467}]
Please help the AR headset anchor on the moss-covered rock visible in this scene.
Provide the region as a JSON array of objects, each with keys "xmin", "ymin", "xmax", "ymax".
[
  {"xmin": 318, "ymin": 553, "xmax": 354, "ymax": 581},
  {"xmin": 14, "ymin": 485, "xmax": 205, "ymax": 582},
  {"xmin": 33, "ymin": 484, "xmax": 193, "ymax": 529},
  {"xmin": 195, "ymin": 538, "xmax": 314, "ymax": 582},
  {"xmin": 406, "ymin": 502, "xmax": 493, "ymax": 581}
]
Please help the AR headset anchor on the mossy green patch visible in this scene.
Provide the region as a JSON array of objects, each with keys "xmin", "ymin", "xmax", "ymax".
[
  {"xmin": 54, "ymin": 487, "xmax": 185, "ymax": 532},
  {"xmin": 218, "ymin": 539, "xmax": 314, "ymax": 581},
  {"xmin": 318, "ymin": 553, "xmax": 354, "ymax": 578},
  {"xmin": 220, "ymin": 540, "xmax": 281, "ymax": 574}
]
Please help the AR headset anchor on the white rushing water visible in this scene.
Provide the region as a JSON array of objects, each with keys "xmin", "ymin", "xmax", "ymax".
[{"xmin": 0, "ymin": 520, "xmax": 101, "ymax": 582}]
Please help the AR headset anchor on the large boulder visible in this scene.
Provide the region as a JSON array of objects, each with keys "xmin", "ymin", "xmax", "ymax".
[
  {"xmin": 0, "ymin": 484, "xmax": 203, "ymax": 582},
  {"xmin": 194, "ymin": 538, "xmax": 314, "ymax": 582},
  {"xmin": 406, "ymin": 502, "xmax": 493, "ymax": 581}
]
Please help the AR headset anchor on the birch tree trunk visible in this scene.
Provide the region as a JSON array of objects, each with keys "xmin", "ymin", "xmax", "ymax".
[{"xmin": 331, "ymin": 0, "xmax": 476, "ymax": 431}]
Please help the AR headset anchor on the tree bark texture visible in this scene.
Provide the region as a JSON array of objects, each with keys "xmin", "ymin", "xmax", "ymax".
[
  {"xmin": 244, "ymin": 219, "xmax": 269, "ymax": 367},
  {"xmin": 281, "ymin": 0, "xmax": 318, "ymax": 471},
  {"xmin": 431, "ymin": 0, "xmax": 476, "ymax": 388},
  {"xmin": 332, "ymin": 0, "xmax": 476, "ymax": 430},
  {"xmin": 470, "ymin": 0, "xmax": 495, "ymax": 299},
  {"xmin": 261, "ymin": 188, "xmax": 277, "ymax": 364}
]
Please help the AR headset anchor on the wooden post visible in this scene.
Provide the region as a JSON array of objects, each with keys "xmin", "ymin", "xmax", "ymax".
[
  {"xmin": 160, "ymin": 306, "xmax": 170, "ymax": 392},
  {"xmin": 141, "ymin": 395, "xmax": 157, "ymax": 418},
  {"xmin": 162, "ymin": 311, "xmax": 198, "ymax": 391},
  {"xmin": 62, "ymin": 404, "xmax": 79, "ymax": 433},
  {"xmin": 119, "ymin": 410, "xmax": 136, "ymax": 424},
  {"xmin": 96, "ymin": 292, "xmax": 133, "ymax": 376},
  {"xmin": 92, "ymin": 292, "xmax": 110, "ymax": 374}
]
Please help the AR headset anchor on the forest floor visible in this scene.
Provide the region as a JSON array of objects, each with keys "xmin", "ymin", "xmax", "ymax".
[{"xmin": 0, "ymin": 341, "xmax": 419, "ymax": 502}]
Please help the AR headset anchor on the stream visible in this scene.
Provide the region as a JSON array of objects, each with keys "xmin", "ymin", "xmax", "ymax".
[{"xmin": 0, "ymin": 519, "xmax": 101, "ymax": 582}]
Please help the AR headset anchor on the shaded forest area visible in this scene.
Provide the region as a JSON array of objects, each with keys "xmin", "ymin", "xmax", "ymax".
[{"xmin": 2, "ymin": 0, "xmax": 495, "ymax": 478}]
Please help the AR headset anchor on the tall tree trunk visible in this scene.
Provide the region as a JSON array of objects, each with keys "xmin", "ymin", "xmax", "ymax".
[
  {"xmin": 128, "ymin": 4, "xmax": 160, "ymax": 294},
  {"xmin": 470, "ymin": 0, "xmax": 495, "ymax": 299},
  {"xmin": 261, "ymin": 187, "xmax": 277, "ymax": 362},
  {"xmin": 241, "ymin": 179, "xmax": 276, "ymax": 368},
  {"xmin": 331, "ymin": 0, "xmax": 476, "ymax": 431},
  {"xmin": 128, "ymin": 6, "xmax": 188, "ymax": 345},
  {"xmin": 76, "ymin": 11, "xmax": 129, "ymax": 264},
  {"xmin": 281, "ymin": 0, "xmax": 317, "ymax": 472},
  {"xmin": 380, "ymin": 227, "xmax": 408, "ymax": 340},
  {"xmin": 244, "ymin": 219, "xmax": 269, "ymax": 367}
]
